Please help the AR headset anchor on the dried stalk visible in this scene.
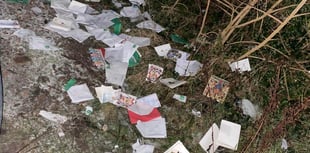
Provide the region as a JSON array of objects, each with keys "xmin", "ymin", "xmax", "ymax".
[
  {"xmin": 238, "ymin": 0, "xmax": 308, "ymax": 60},
  {"xmin": 220, "ymin": 0, "xmax": 259, "ymax": 44},
  {"xmin": 235, "ymin": 0, "xmax": 283, "ymax": 28},
  {"xmin": 197, "ymin": 0, "xmax": 211, "ymax": 38}
]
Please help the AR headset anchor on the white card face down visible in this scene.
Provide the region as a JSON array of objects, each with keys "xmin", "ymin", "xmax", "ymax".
[
  {"xmin": 199, "ymin": 123, "xmax": 220, "ymax": 153},
  {"xmin": 217, "ymin": 120, "xmax": 241, "ymax": 150}
]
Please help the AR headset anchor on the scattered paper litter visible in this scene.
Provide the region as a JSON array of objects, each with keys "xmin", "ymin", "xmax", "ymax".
[
  {"xmin": 239, "ymin": 99, "xmax": 260, "ymax": 120},
  {"xmin": 0, "ymin": 20, "xmax": 20, "ymax": 28},
  {"xmin": 146, "ymin": 64, "xmax": 164, "ymax": 82},
  {"xmin": 136, "ymin": 20, "xmax": 165, "ymax": 33},
  {"xmin": 137, "ymin": 93, "xmax": 161, "ymax": 108},
  {"xmin": 154, "ymin": 44, "xmax": 171, "ymax": 57},
  {"xmin": 95, "ymin": 85, "xmax": 121, "ymax": 103},
  {"xmin": 105, "ymin": 62, "xmax": 128, "ymax": 86},
  {"xmin": 39, "ymin": 110, "xmax": 68, "ymax": 124},
  {"xmin": 159, "ymin": 78, "xmax": 186, "ymax": 89},
  {"xmin": 119, "ymin": 34, "xmax": 150, "ymax": 47},
  {"xmin": 199, "ymin": 120, "xmax": 241, "ymax": 152},
  {"xmin": 164, "ymin": 140, "xmax": 190, "ymax": 153},
  {"xmin": 68, "ymin": 0, "xmax": 88, "ymax": 14},
  {"xmin": 132, "ymin": 139, "xmax": 154, "ymax": 153},
  {"xmin": 175, "ymin": 59, "xmax": 203, "ymax": 76},
  {"xmin": 49, "ymin": 17, "xmax": 75, "ymax": 31},
  {"xmin": 67, "ymin": 84, "xmax": 94, "ymax": 103},
  {"xmin": 130, "ymin": 0, "xmax": 145, "ymax": 6},
  {"xmin": 173, "ymin": 94, "xmax": 187, "ymax": 103},
  {"xmin": 136, "ymin": 117, "xmax": 167, "ymax": 138},
  {"xmin": 112, "ymin": 0, "xmax": 122, "ymax": 8},
  {"xmin": 120, "ymin": 6, "xmax": 141, "ymax": 18},
  {"xmin": 13, "ymin": 28, "xmax": 36, "ymax": 41},
  {"xmin": 229, "ymin": 58, "xmax": 251, "ymax": 72}
]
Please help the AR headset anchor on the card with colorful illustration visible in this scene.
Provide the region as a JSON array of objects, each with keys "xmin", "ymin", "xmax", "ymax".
[
  {"xmin": 117, "ymin": 92, "xmax": 137, "ymax": 107},
  {"xmin": 203, "ymin": 75, "xmax": 230, "ymax": 103},
  {"xmin": 146, "ymin": 64, "xmax": 164, "ymax": 82}
]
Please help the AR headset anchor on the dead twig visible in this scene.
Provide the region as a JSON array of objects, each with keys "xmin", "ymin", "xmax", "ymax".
[{"xmin": 238, "ymin": 0, "xmax": 308, "ymax": 60}]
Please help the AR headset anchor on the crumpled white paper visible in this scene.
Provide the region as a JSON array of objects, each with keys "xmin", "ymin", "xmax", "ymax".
[
  {"xmin": 240, "ymin": 99, "xmax": 260, "ymax": 120},
  {"xmin": 105, "ymin": 62, "xmax": 128, "ymax": 86}
]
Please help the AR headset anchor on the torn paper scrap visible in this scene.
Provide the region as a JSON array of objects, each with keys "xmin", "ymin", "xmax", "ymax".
[
  {"xmin": 0, "ymin": 20, "xmax": 20, "ymax": 28},
  {"xmin": 175, "ymin": 59, "xmax": 203, "ymax": 76},
  {"xmin": 112, "ymin": 0, "xmax": 122, "ymax": 8},
  {"xmin": 68, "ymin": 0, "xmax": 88, "ymax": 14},
  {"xmin": 132, "ymin": 139, "xmax": 154, "ymax": 153},
  {"xmin": 136, "ymin": 117, "xmax": 167, "ymax": 138},
  {"xmin": 137, "ymin": 93, "xmax": 161, "ymax": 108},
  {"xmin": 166, "ymin": 49, "xmax": 190, "ymax": 61},
  {"xmin": 192, "ymin": 109, "xmax": 201, "ymax": 117},
  {"xmin": 146, "ymin": 64, "xmax": 164, "ymax": 82},
  {"xmin": 95, "ymin": 85, "xmax": 120, "ymax": 103},
  {"xmin": 281, "ymin": 139, "xmax": 288, "ymax": 150},
  {"xmin": 51, "ymin": 0, "xmax": 71, "ymax": 12},
  {"xmin": 128, "ymin": 108, "xmax": 161, "ymax": 124},
  {"xmin": 128, "ymin": 101, "xmax": 154, "ymax": 115},
  {"xmin": 203, "ymin": 75, "xmax": 230, "ymax": 103},
  {"xmin": 49, "ymin": 17, "xmax": 75, "ymax": 31},
  {"xmin": 119, "ymin": 34, "xmax": 150, "ymax": 47},
  {"xmin": 128, "ymin": 51, "xmax": 142, "ymax": 67},
  {"xmin": 229, "ymin": 58, "xmax": 251, "ymax": 72},
  {"xmin": 217, "ymin": 120, "xmax": 241, "ymax": 150},
  {"xmin": 154, "ymin": 44, "xmax": 171, "ymax": 57},
  {"xmin": 130, "ymin": 0, "xmax": 145, "ymax": 6},
  {"xmin": 39, "ymin": 110, "xmax": 68, "ymax": 124},
  {"xmin": 120, "ymin": 6, "xmax": 141, "ymax": 18},
  {"xmin": 136, "ymin": 20, "xmax": 165, "ymax": 33},
  {"xmin": 105, "ymin": 62, "xmax": 128, "ymax": 86},
  {"xmin": 159, "ymin": 78, "xmax": 186, "ymax": 89},
  {"xmin": 199, "ymin": 123, "xmax": 220, "ymax": 153},
  {"xmin": 164, "ymin": 140, "xmax": 190, "ymax": 153},
  {"xmin": 117, "ymin": 92, "xmax": 137, "ymax": 108},
  {"xmin": 67, "ymin": 84, "xmax": 94, "ymax": 103},
  {"xmin": 173, "ymin": 94, "xmax": 187, "ymax": 103},
  {"xmin": 101, "ymin": 34, "xmax": 124, "ymax": 47}
]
